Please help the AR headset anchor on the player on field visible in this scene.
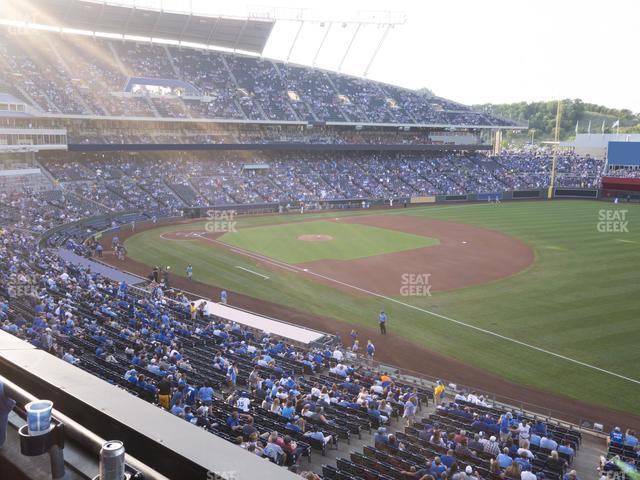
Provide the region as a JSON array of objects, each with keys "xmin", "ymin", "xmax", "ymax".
[
  {"xmin": 186, "ymin": 264, "xmax": 193, "ymax": 280},
  {"xmin": 378, "ymin": 310, "xmax": 387, "ymax": 335}
]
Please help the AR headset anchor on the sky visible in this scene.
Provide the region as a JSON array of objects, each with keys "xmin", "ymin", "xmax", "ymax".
[{"xmin": 51, "ymin": 0, "xmax": 640, "ymax": 111}]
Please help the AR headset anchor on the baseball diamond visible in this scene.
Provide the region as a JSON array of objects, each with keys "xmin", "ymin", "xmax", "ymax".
[{"xmin": 111, "ymin": 201, "xmax": 640, "ymax": 423}]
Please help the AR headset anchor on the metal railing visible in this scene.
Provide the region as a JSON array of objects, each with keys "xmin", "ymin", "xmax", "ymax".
[
  {"xmin": 364, "ymin": 358, "xmax": 606, "ymax": 436},
  {"xmin": 0, "ymin": 373, "xmax": 170, "ymax": 480}
]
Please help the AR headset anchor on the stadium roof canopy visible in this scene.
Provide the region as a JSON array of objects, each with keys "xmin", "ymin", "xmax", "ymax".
[{"xmin": 0, "ymin": 0, "xmax": 275, "ymax": 54}]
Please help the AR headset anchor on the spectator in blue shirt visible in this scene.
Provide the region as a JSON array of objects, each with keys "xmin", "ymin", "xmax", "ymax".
[
  {"xmin": 514, "ymin": 452, "xmax": 532, "ymax": 472},
  {"xmin": 540, "ymin": 435, "xmax": 558, "ymax": 451},
  {"xmin": 533, "ymin": 420, "xmax": 548, "ymax": 436},
  {"xmin": 170, "ymin": 399, "xmax": 184, "ymax": 418},
  {"xmin": 440, "ymin": 450, "xmax": 455, "ymax": 468},
  {"xmin": 226, "ymin": 412, "xmax": 241, "ymax": 431},
  {"xmin": 497, "ymin": 448, "xmax": 513, "ymax": 468},
  {"xmin": 367, "ymin": 340, "xmax": 375, "ymax": 358},
  {"xmin": 304, "ymin": 426, "xmax": 333, "ymax": 448},
  {"xmin": 197, "ymin": 384, "xmax": 214, "ymax": 407},
  {"xmin": 281, "ymin": 401, "xmax": 295, "ymax": 419},
  {"xmin": 499, "ymin": 412, "xmax": 515, "ymax": 442},
  {"xmin": 124, "ymin": 366, "xmax": 138, "ymax": 383},
  {"xmin": 263, "ymin": 433, "xmax": 284, "ymax": 463},
  {"xmin": 624, "ymin": 429, "xmax": 638, "ymax": 447},
  {"xmin": 430, "ymin": 457, "xmax": 447, "ymax": 476},
  {"xmin": 374, "ymin": 427, "xmax": 388, "ymax": 448},
  {"xmin": 183, "ymin": 406, "xmax": 194, "ymax": 423},
  {"xmin": 609, "ymin": 427, "xmax": 624, "ymax": 445},
  {"xmin": 226, "ymin": 363, "xmax": 237, "ymax": 386},
  {"xmin": 530, "ymin": 432, "xmax": 542, "ymax": 447},
  {"xmin": 285, "ymin": 418, "xmax": 302, "ymax": 433},
  {"xmin": 558, "ymin": 441, "xmax": 575, "ymax": 457},
  {"xmin": 170, "ymin": 385, "xmax": 184, "ymax": 408},
  {"xmin": 366, "ymin": 402, "xmax": 387, "ymax": 424}
]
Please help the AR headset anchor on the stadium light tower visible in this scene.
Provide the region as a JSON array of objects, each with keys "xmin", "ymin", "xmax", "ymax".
[
  {"xmin": 270, "ymin": 8, "xmax": 405, "ymax": 71},
  {"xmin": 363, "ymin": 23, "xmax": 392, "ymax": 77},
  {"xmin": 312, "ymin": 21, "xmax": 333, "ymax": 67},
  {"xmin": 338, "ymin": 23, "xmax": 361, "ymax": 72}
]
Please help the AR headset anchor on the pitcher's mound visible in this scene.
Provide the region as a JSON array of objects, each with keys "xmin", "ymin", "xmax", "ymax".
[{"xmin": 298, "ymin": 234, "xmax": 333, "ymax": 242}]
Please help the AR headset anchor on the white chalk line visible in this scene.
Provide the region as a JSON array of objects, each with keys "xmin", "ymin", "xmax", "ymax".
[
  {"xmin": 195, "ymin": 234, "xmax": 299, "ymax": 273},
  {"xmin": 195, "ymin": 234, "xmax": 640, "ymax": 386},
  {"xmin": 159, "ymin": 231, "xmax": 205, "ymax": 241},
  {"xmin": 235, "ymin": 266, "xmax": 269, "ymax": 279}
]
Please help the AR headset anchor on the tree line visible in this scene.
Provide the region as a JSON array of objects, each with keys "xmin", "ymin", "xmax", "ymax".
[{"xmin": 472, "ymin": 99, "xmax": 640, "ymax": 139}]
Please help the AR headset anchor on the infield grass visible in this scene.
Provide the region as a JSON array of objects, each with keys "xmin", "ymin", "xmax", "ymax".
[
  {"xmin": 218, "ymin": 220, "xmax": 438, "ymax": 263},
  {"xmin": 124, "ymin": 201, "xmax": 640, "ymax": 417}
]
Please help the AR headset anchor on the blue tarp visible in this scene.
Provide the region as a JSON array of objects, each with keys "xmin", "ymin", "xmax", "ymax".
[
  {"xmin": 608, "ymin": 141, "xmax": 640, "ymax": 166},
  {"xmin": 57, "ymin": 248, "xmax": 144, "ymax": 285}
]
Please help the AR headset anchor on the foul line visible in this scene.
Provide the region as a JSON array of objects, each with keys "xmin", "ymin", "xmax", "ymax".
[
  {"xmin": 195, "ymin": 234, "xmax": 299, "ymax": 273},
  {"xmin": 235, "ymin": 266, "xmax": 270, "ymax": 279},
  {"xmin": 194, "ymin": 217, "xmax": 640, "ymax": 386}
]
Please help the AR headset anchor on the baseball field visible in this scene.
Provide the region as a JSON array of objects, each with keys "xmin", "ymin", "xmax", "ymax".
[{"xmin": 114, "ymin": 200, "xmax": 640, "ymax": 425}]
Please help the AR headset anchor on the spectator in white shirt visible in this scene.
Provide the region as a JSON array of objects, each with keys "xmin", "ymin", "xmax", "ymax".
[
  {"xmin": 518, "ymin": 420, "xmax": 531, "ymax": 447},
  {"xmin": 236, "ymin": 393, "xmax": 251, "ymax": 412},
  {"xmin": 517, "ymin": 440, "xmax": 535, "ymax": 460}
]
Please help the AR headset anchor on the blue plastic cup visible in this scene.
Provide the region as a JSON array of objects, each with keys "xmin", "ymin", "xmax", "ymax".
[{"xmin": 25, "ymin": 400, "xmax": 53, "ymax": 436}]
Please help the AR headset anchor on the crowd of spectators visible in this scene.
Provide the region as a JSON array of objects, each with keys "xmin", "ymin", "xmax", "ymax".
[
  {"xmin": 0, "ymin": 147, "xmax": 606, "ymax": 237},
  {"xmin": 604, "ymin": 167, "xmax": 640, "ymax": 179},
  {"xmin": 67, "ymin": 127, "xmax": 448, "ymax": 146},
  {"xmin": 0, "ymin": 150, "xmax": 623, "ymax": 480},
  {"xmin": 32, "ymin": 150, "xmax": 604, "ymax": 209},
  {"xmin": 0, "ymin": 223, "xmax": 430, "ymax": 475},
  {"xmin": 324, "ymin": 396, "xmax": 586, "ymax": 480},
  {"xmin": 0, "ymin": 27, "xmax": 517, "ymax": 127},
  {"xmin": 493, "ymin": 149, "xmax": 604, "ymax": 189},
  {"xmin": 0, "ymin": 184, "xmax": 631, "ymax": 479},
  {"xmin": 598, "ymin": 427, "xmax": 639, "ymax": 479}
]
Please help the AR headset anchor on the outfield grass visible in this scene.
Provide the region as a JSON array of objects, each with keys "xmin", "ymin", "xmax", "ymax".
[
  {"xmin": 124, "ymin": 201, "xmax": 640, "ymax": 416},
  {"xmin": 218, "ymin": 220, "xmax": 438, "ymax": 263}
]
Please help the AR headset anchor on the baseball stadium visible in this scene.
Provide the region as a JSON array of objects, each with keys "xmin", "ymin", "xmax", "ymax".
[{"xmin": 0, "ymin": 1, "xmax": 638, "ymax": 480}]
